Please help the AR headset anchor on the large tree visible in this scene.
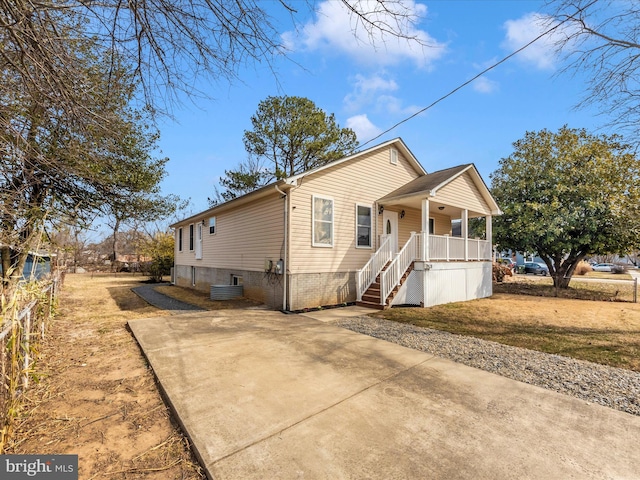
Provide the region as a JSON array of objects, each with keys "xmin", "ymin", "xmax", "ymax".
[
  {"xmin": 214, "ymin": 96, "xmax": 359, "ymax": 203},
  {"xmin": 491, "ymin": 126, "xmax": 640, "ymax": 289},
  {"xmin": 0, "ymin": 15, "xmax": 171, "ymax": 284},
  {"xmin": 0, "ymin": 1, "xmax": 429, "ymax": 117},
  {"xmin": 546, "ymin": 0, "xmax": 640, "ymax": 141}
]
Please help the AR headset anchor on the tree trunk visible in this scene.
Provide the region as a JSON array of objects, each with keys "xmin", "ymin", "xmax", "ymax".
[{"xmin": 111, "ymin": 218, "xmax": 121, "ymax": 270}]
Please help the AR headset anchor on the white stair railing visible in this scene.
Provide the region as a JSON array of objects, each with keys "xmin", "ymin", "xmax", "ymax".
[
  {"xmin": 356, "ymin": 235, "xmax": 392, "ymax": 301},
  {"xmin": 380, "ymin": 232, "xmax": 419, "ymax": 305}
]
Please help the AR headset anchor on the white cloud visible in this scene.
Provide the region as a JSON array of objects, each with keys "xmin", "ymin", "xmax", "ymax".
[
  {"xmin": 344, "ymin": 72, "xmax": 420, "ymax": 116},
  {"xmin": 344, "ymin": 73, "xmax": 398, "ymax": 111},
  {"xmin": 501, "ymin": 13, "xmax": 562, "ymax": 70},
  {"xmin": 346, "ymin": 114, "xmax": 382, "ymax": 141},
  {"xmin": 472, "ymin": 76, "xmax": 499, "ymax": 94},
  {"xmin": 282, "ymin": 0, "xmax": 447, "ymax": 68}
]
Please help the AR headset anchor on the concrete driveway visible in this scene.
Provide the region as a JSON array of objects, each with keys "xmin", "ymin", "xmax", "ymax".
[{"xmin": 129, "ymin": 308, "xmax": 640, "ymax": 479}]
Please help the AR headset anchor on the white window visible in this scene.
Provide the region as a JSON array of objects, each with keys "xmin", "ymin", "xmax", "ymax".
[
  {"xmin": 191, "ymin": 266, "xmax": 196, "ymax": 286},
  {"xmin": 231, "ymin": 275, "xmax": 243, "ymax": 286},
  {"xmin": 209, "ymin": 217, "xmax": 216, "ymax": 234},
  {"xmin": 178, "ymin": 227, "xmax": 183, "ymax": 252},
  {"xmin": 390, "ymin": 148, "xmax": 398, "ymax": 165},
  {"xmin": 356, "ymin": 204, "xmax": 372, "ymax": 248},
  {"xmin": 189, "ymin": 224, "xmax": 194, "ymax": 251},
  {"xmin": 312, "ymin": 195, "xmax": 333, "ymax": 247}
]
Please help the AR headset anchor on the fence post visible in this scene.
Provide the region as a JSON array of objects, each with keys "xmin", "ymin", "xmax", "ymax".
[
  {"xmin": 23, "ymin": 309, "xmax": 31, "ymax": 391},
  {"xmin": 634, "ymin": 278, "xmax": 638, "ymax": 303}
]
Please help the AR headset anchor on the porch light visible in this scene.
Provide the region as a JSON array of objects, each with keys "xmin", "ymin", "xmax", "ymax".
[
  {"xmin": 438, "ymin": 206, "xmax": 445, "ymax": 210},
  {"xmin": 378, "ymin": 205, "xmax": 384, "ymax": 214},
  {"xmin": 400, "ymin": 210, "xmax": 405, "ymax": 218}
]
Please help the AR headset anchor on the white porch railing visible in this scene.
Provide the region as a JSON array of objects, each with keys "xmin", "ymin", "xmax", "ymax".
[
  {"xmin": 356, "ymin": 235, "xmax": 392, "ymax": 301},
  {"xmin": 380, "ymin": 232, "xmax": 420, "ymax": 305},
  {"xmin": 425, "ymin": 234, "xmax": 491, "ymax": 261},
  {"xmin": 356, "ymin": 233, "xmax": 492, "ymax": 306}
]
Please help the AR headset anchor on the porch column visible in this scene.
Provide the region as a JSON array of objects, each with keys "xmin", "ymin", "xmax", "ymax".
[
  {"xmin": 462, "ymin": 209, "xmax": 469, "ymax": 261},
  {"xmin": 421, "ymin": 198, "xmax": 430, "ymax": 261},
  {"xmin": 486, "ymin": 215, "xmax": 493, "ymax": 260}
]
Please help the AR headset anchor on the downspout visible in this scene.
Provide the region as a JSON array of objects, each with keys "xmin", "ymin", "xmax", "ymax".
[{"xmin": 275, "ymin": 184, "xmax": 288, "ymax": 311}]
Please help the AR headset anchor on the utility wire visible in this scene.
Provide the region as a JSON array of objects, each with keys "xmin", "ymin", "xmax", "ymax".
[{"xmin": 358, "ymin": 13, "xmax": 576, "ymax": 149}]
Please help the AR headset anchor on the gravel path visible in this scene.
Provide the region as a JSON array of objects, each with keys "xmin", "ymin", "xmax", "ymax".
[
  {"xmin": 335, "ymin": 316, "xmax": 640, "ymax": 417},
  {"xmin": 132, "ymin": 284, "xmax": 206, "ymax": 314}
]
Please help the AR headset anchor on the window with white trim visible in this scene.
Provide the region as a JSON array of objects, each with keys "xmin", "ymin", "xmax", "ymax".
[
  {"xmin": 390, "ymin": 148, "xmax": 398, "ymax": 165},
  {"xmin": 178, "ymin": 227, "xmax": 183, "ymax": 252},
  {"xmin": 356, "ymin": 204, "xmax": 372, "ymax": 248},
  {"xmin": 312, "ymin": 195, "xmax": 333, "ymax": 247},
  {"xmin": 189, "ymin": 224, "xmax": 194, "ymax": 251},
  {"xmin": 209, "ymin": 217, "xmax": 216, "ymax": 234}
]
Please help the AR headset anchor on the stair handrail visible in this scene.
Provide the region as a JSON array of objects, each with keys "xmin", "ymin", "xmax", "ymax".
[
  {"xmin": 356, "ymin": 235, "xmax": 393, "ymax": 301},
  {"xmin": 380, "ymin": 232, "xmax": 419, "ymax": 305}
]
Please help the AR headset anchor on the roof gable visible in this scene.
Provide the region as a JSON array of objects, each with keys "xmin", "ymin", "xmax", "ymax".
[
  {"xmin": 378, "ymin": 164, "xmax": 501, "ymax": 215},
  {"xmin": 284, "ymin": 137, "xmax": 426, "ymax": 186}
]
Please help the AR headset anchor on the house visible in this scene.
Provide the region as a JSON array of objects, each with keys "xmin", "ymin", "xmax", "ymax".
[{"xmin": 171, "ymin": 138, "xmax": 501, "ymax": 311}]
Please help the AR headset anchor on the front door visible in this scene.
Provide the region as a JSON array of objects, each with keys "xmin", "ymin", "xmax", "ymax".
[{"xmin": 383, "ymin": 210, "xmax": 399, "ymax": 252}]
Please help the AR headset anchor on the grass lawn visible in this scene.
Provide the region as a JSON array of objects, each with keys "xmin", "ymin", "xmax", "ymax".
[{"xmin": 374, "ymin": 278, "xmax": 640, "ymax": 372}]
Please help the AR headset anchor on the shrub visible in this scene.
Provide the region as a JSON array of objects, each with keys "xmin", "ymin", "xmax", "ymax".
[
  {"xmin": 492, "ymin": 262, "xmax": 512, "ymax": 283},
  {"xmin": 611, "ymin": 264, "xmax": 628, "ymax": 274},
  {"xmin": 574, "ymin": 261, "xmax": 592, "ymax": 275}
]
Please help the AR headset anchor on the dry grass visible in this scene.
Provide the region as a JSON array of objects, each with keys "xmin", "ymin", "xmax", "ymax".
[
  {"xmin": 5, "ymin": 273, "xmax": 206, "ymax": 479},
  {"xmin": 377, "ymin": 290, "xmax": 640, "ymax": 372},
  {"xmin": 495, "ymin": 274, "xmax": 637, "ymax": 302}
]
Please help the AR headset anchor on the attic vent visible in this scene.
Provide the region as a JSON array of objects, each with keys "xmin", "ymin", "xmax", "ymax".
[{"xmin": 390, "ymin": 148, "xmax": 398, "ymax": 165}]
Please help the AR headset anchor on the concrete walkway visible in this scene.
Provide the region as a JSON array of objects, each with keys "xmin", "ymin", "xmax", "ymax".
[
  {"xmin": 129, "ymin": 308, "xmax": 640, "ymax": 480},
  {"xmin": 131, "ymin": 284, "xmax": 206, "ymax": 314}
]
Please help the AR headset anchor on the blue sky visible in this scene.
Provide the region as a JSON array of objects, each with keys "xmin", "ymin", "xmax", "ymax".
[{"xmin": 152, "ymin": 0, "xmax": 611, "ymax": 219}]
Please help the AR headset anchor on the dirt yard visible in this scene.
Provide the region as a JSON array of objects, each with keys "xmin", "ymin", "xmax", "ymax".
[{"xmin": 4, "ymin": 273, "xmax": 206, "ymax": 479}]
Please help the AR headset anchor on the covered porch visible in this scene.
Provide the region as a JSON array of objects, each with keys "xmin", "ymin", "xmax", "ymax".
[{"xmin": 356, "ymin": 164, "xmax": 501, "ymax": 309}]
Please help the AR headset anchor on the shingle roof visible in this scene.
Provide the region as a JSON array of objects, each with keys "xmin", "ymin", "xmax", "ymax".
[{"xmin": 378, "ymin": 164, "xmax": 472, "ymax": 202}]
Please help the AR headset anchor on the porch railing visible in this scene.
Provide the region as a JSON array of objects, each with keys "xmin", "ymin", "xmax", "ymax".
[
  {"xmin": 356, "ymin": 235, "xmax": 392, "ymax": 301},
  {"xmin": 424, "ymin": 234, "xmax": 491, "ymax": 261},
  {"xmin": 356, "ymin": 233, "xmax": 492, "ymax": 305},
  {"xmin": 380, "ymin": 232, "xmax": 420, "ymax": 305}
]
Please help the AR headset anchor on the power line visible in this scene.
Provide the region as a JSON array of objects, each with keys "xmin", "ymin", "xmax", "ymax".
[{"xmin": 358, "ymin": 13, "xmax": 575, "ymax": 149}]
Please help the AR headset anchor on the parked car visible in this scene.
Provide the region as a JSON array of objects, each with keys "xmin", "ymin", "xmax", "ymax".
[
  {"xmin": 522, "ymin": 262, "xmax": 549, "ymax": 275},
  {"xmin": 592, "ymin": 263, "xmax": 614, "ymax": 272}
]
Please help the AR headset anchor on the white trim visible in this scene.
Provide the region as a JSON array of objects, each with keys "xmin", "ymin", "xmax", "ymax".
[
  {"xmin": 430, "ymin": 164, "xmax": 502, "ymax": 215},
  {"xmin": 312, "ymin": 194, "xmax": 334, "ymax": 247},
  {"xmin": 195, "ymin": 222, "xmax": 203, "ymax": 260},
  {"xmin": 355, "ymin": 203, "xmax": 373, "ymax": 249},
  {"xmin": 208, "ymin": 216, "xmax": 216, "ymax": 235},
  {"xmin": 177, "ymin": 227, "xmax": 183, "ymax": 252},
  {"xmin": 188, "ymin": 224, "xmax": 194, "ymax": 251},
  {"xmin": 390, "ymin": 148, "xmax": 398, "ymax": 165}
]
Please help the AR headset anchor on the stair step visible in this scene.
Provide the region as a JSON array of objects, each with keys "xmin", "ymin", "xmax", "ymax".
[{"xmin": 356, "ymin": 301, "xmax": 387, "ymax": 310}]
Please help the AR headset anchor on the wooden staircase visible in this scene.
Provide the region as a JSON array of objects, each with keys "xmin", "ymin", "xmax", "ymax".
[{"xmin": 357, "ymin": 262, "xmax": 415, "ymax": 310}]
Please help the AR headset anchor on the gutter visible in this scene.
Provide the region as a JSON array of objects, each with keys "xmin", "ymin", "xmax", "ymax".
[{"xmin": 275, "ymin": 184, "xmax": 289, "ymax": 311}]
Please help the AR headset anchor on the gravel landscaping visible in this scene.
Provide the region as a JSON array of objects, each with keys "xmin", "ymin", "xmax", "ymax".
[{"xmin": 335, "ymin": 316, "xmax": 640, "ymax": 417}]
